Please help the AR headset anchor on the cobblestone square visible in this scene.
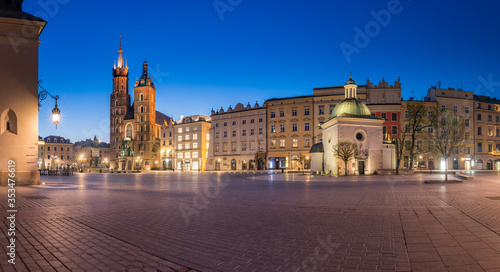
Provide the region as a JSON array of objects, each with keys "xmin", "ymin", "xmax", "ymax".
[{"xmin": 2, "ymin": 172, "xmax": 500, "ymax": 271}]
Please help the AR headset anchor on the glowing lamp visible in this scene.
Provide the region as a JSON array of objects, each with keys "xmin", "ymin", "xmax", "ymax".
[{"xmin": 52, "ymin": 103, "xmax": 61, "ymax": 128}]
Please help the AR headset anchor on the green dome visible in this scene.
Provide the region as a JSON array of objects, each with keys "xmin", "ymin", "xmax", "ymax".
[
  {"xmin": 345, "ymin": 76, "xmax": 356, "ymax": 85},
  {"xmin": 330, "ymin": 98, "xmax": 371, "ymax": 119}
]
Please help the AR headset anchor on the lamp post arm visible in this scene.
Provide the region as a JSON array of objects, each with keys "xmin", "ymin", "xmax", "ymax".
[{"xmin": 38, "ymin": 80, "xmax": 59, "ymax": 107}]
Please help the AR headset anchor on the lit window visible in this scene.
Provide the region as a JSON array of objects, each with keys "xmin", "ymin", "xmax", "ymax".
[
  {"xmin": 193, "ymin": 134, "xmax": 198, "ymax": 140},
  {"xmin": 185, "ymin": 152, "xmax": 191, "ymax": 159},
  {"xmin": 279, "ymin": 139, "xmax": 285, "ymax": 148},
  {"xmin": 292, "ymin": 138, "xmax": 298, "ymax": 148},
  {"xmin": 193, "ymin": 152, "xmax": 199, "ymax": 158},
  {"xmin": 193, "ymin": 142, "xmax": 198, "ymax": 149}
]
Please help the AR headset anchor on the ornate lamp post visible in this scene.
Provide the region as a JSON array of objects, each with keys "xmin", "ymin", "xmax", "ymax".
[{"xmin": 38, "ymin": 80, "xmax": 61, "ymax": 128}]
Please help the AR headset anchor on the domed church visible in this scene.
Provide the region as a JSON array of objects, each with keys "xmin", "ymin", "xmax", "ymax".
[{"xmin": 310, "ymin": 76, "xmax": 396, "ymax": 176}]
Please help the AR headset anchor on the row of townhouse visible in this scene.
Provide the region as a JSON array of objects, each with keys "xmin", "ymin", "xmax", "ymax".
[
  {"xmin": 201, "ymin": 77, "xmax": 402, "ymax": 171},
  {"xmin": 37, "ymin": 136, "xmax": 110, "ymax": 169},
  {"xmin": 403, "ymin": 87, "xmax": 500, "ymax": 171},
  {"xmin": 157, "ymin": 78, "xmax": 500, "ymax": 172}
]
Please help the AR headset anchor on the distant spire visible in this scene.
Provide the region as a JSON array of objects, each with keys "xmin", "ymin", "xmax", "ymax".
[
  {"xmin": 142, "ymin": 57, "xmax": 148, "ymax": 75},
  {"xmin": 117, "ymin": 35, "xmax": 124, "ymax": 69}
]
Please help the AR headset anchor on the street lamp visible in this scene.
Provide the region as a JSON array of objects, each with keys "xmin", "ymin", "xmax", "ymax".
[{"xmin": 38, "ymin": 80, "xmax": 61, "ymax": 128}]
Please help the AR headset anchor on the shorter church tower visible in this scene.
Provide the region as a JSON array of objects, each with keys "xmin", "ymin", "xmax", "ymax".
[{"xmin": 133, "ymin": 59, "xmax": 157, "ymax": 168}]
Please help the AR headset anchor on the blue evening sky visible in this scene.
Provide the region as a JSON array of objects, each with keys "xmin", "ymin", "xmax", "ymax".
[{"xmin": 29, "ymin": 0, "xmax": 500, "ymax": 143}]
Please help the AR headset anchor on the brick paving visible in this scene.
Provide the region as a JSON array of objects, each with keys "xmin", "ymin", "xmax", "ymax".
[{"xmin": 1, "ymin": 171, "xmax": 500, "ymax": 271}]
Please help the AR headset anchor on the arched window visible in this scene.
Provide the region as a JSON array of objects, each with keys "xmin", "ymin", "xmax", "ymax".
[
  {"xmin": 126, "ymin": 123, "xmax": 133, "ymax": 138},
  {"xmin": 2, "ymin": 109, "xmax": 17, "ymax": 135},
  {"xmin": 115, "ymin": 100, "xmax": 118, "ymax": 107},
  {"xmin": 140, "ymin": 106, "xmax": 144, "ymax": 113},
  {"xmin": 140, "ymin": 94, "xmax": 144, "ymax": 101}
]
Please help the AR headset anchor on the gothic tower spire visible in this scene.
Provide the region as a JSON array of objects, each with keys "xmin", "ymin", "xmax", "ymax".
[{"xmin": 117, "ymin": 35, "xmax": 126, "ymax": 69}]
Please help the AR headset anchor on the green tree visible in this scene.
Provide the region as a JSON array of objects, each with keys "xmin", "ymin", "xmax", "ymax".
[{"xmin": 333, "ymin": 141, "xmax": 359, "ymax": 176}]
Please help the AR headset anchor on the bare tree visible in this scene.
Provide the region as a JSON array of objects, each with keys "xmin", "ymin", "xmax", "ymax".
[
  {"xmin": 404, "ymin": 101, "xmax": 427, "ymax": 170},
  {"xmin": 425, "ymin": 109, "xmax": 468, "ymax": 181},
  {"xmin": 333, "ymin": 141, "xmax": 359, "ymax": 176},
  {"xmin": 392, "ymin": 128, "xmax": 407, "ymax": 175}
]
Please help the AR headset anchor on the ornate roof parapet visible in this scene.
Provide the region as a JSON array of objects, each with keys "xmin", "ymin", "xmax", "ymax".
[{"xmin": 368, "ymin": 77, "xmax": 401, "ymax": 88}]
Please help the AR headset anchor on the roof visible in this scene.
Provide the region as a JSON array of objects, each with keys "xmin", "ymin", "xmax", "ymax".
[
  {"xmin": 43, "ymin": 136, "xmax": 72, "ymax": 144},
  {"xmin": 156, "ymin": 111, "xmax": 173, "ymax": 126},
  {"xmin": 313, "ymin": 85, "xmax": 367, "ymax": 90},
  {"xmin": 330, "ymin": 98, "xmax": 372, "ymax": 119},
  {"xmin": 0, "ymin": 9, "xmax": 46, "ymax": 22},
  {"xmin": 474, "ymin": 95, "xmax": 500, "ymax": 104},
  {"xmin": 309, "ymin": 142, "xmax": 324, "ymax": 153},
  {"xmin": 124, "ymin": 104, "xmax": 134, "ymax": 120},
  {"xmin": 266, "ymin": 95, "xmax": 313, "ymax": 102}
]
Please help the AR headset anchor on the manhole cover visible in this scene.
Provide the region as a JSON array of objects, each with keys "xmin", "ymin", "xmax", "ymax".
[
  {"xmin": 23, "ymin": 196, "xmax": 50, "ymax": 200},
  {"xmin": 486, "ymin": 196, "xmax": 500, "ymax": 200}
]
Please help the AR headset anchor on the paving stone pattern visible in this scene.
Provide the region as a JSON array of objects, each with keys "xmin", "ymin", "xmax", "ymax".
[{"xmin": 1, "ymin": 172, "xmax": 500, "ymax": 271}]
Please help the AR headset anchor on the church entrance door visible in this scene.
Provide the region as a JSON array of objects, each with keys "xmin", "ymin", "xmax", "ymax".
[{"xmin": 358, "ymin": 161, "xmax": 365, "ymax": 175}]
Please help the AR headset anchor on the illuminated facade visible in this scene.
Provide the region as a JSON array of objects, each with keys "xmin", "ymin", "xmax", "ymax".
[
  {"xmin": 317, "ymin": 77, "xmax": 395, "ymax": 176},
  {"xmin": 109, "ymin": 42, "xmax": 172, "ymax": 171},
  {"xmin": 473, "ymin": 95, "xmax": 500, "ymax": 170},
  {"xmin": 207, "ymin": 102, "xmax": 267, "ymax": 171},
  {"xmin": 0, "ymin": 1, "xmax": 46, "ymax": 185},
  {"xmin": 173, "ymin": 115, "xmax": 211, "ymax": 171},
  {"xmin": 38, "ymin": 136, "xmax": 74, "ymax": 169}
]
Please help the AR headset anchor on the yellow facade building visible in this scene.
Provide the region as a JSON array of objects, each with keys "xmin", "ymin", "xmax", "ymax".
[{"xmin": 173, "ymin": 115, "xmax": 211, "ymax": 171}]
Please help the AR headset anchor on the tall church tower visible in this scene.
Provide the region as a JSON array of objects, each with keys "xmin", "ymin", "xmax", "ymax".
[
  {"xmin": 133, "ymin": 59, "xmax": 157, "ymax": 167},
  {"xmin": 110, "ymin": 39, "xmax": 130, "ymax": 168}
]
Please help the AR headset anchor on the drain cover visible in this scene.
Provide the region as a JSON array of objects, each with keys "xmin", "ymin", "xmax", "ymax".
[{"xmin": 486, "ymin": 196, "xmax": 500, "ymax": 200}]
